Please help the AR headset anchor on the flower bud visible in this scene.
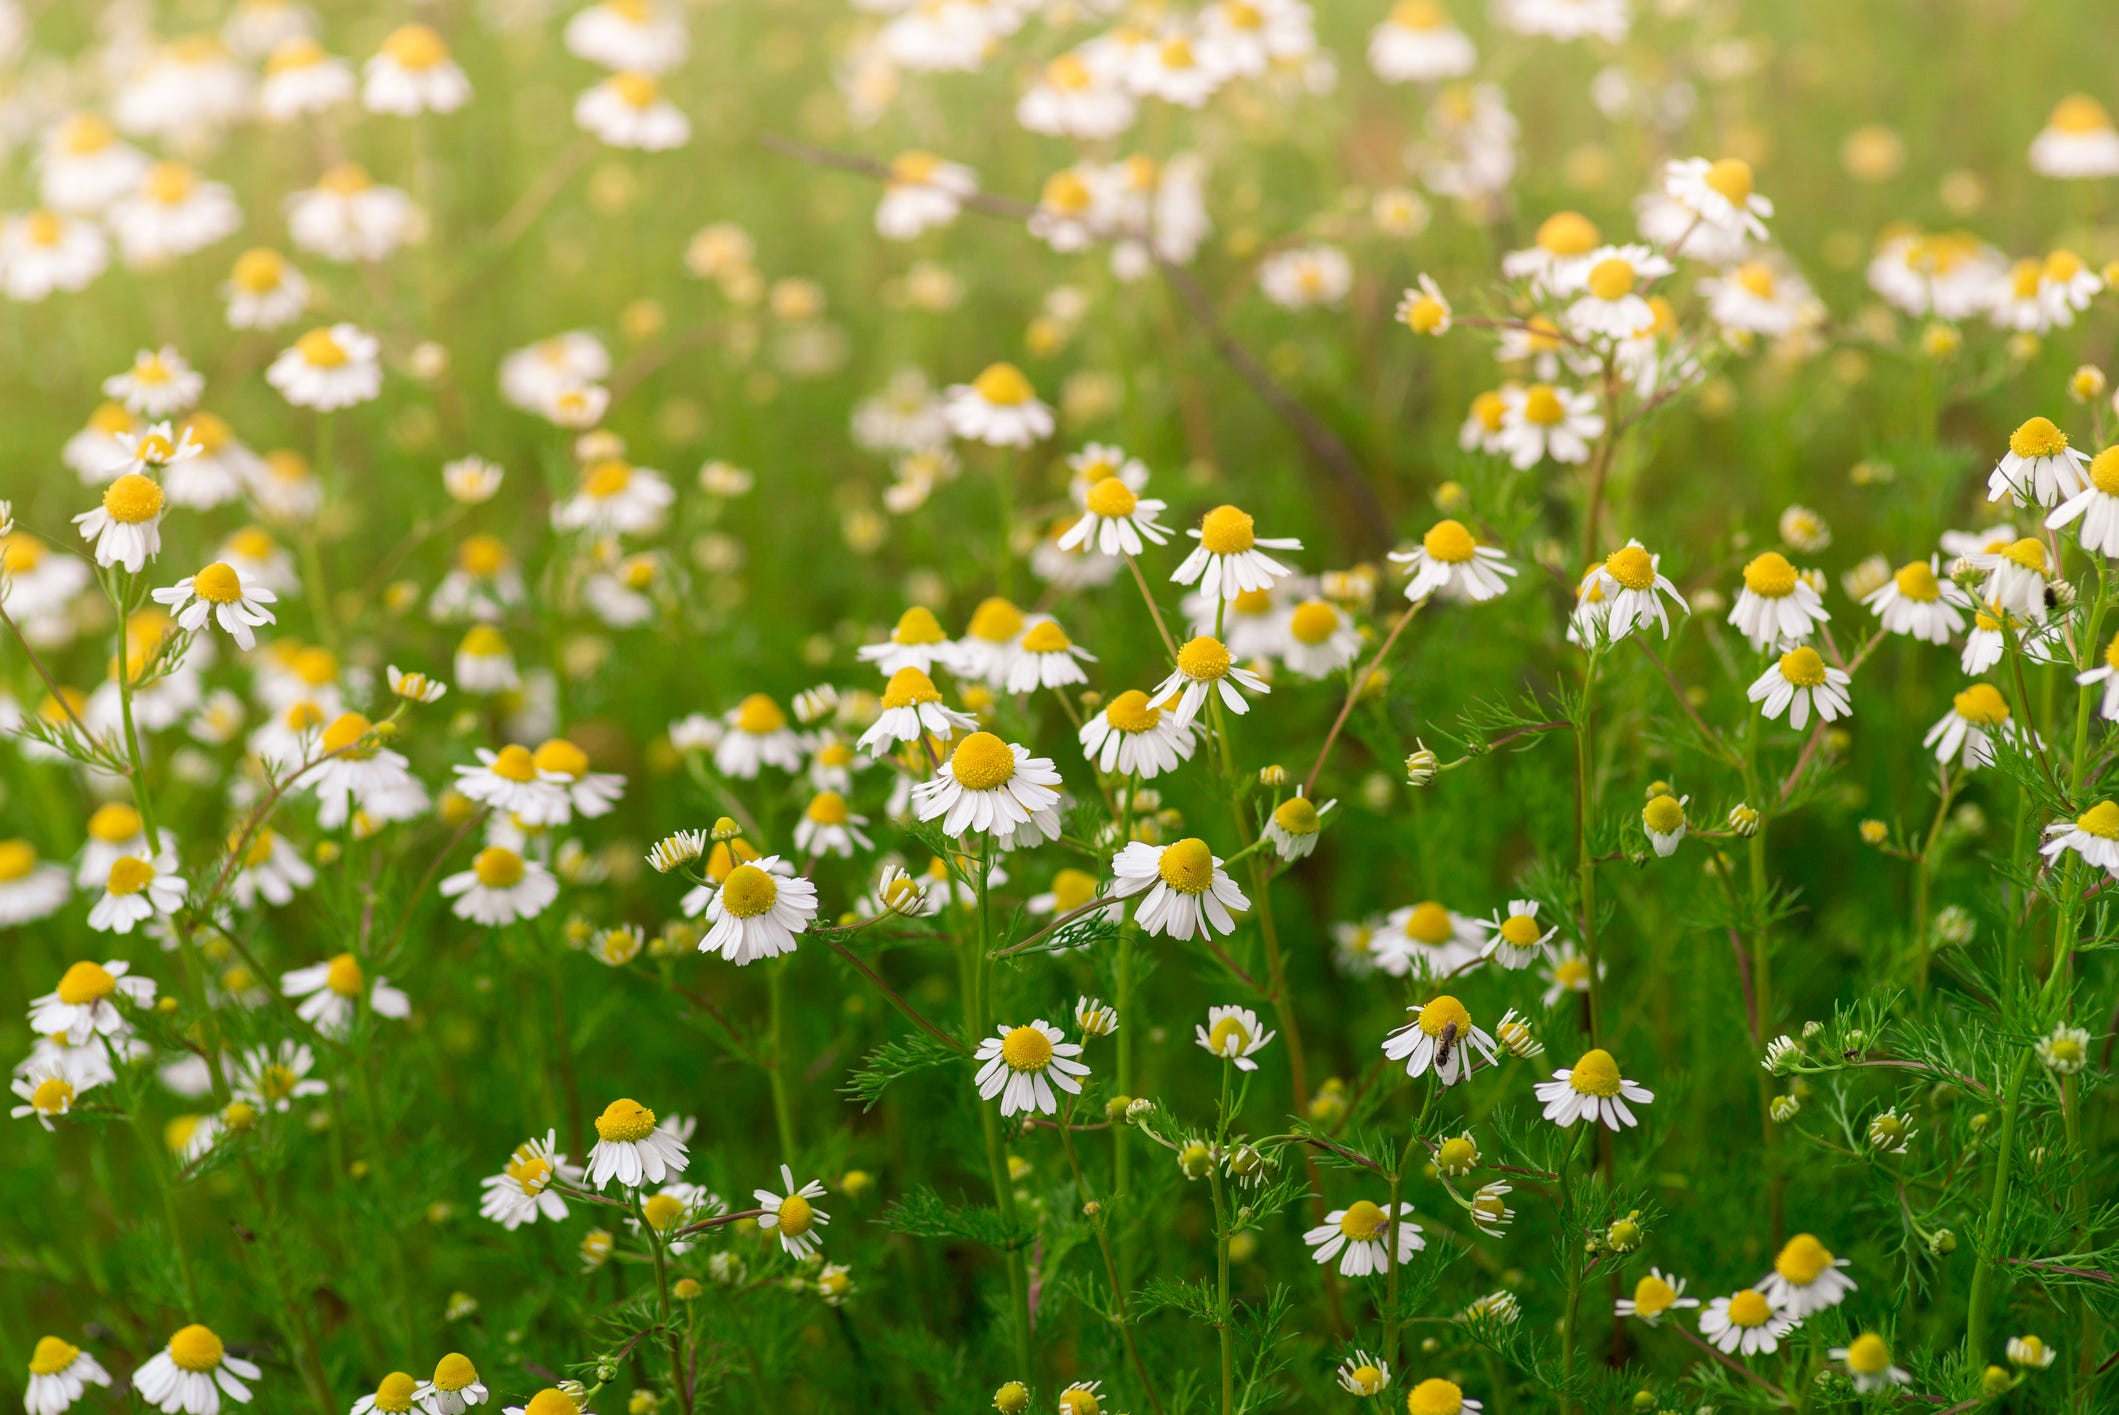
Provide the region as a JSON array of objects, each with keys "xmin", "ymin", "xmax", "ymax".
[
  {"xmin": 1404, "ymin": 742, "xmax": 1438, "ymax": 786},
  {"xmin": 1727, "ymin": 803, "xmax": 1760, "ymax": 836},
  {"xmin": 1178, "ymin": 1141, "xmax": 1213, "ymax": 1180}
]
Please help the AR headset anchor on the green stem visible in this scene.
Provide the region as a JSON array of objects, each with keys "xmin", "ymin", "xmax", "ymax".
[
  {"xmin": 1207, "ymin": 1160, "xmax": 1234, "ymax": 1415},
  {"xmin": 768, "ymin": 958, "xmax": 797, "ymax": 1159},
  {"xmin": 1573, "ymin": 650, "xmax": 1601, "ymax": 1042},
  {"xmin": 1965, "ymin": 1052, "xmax": 2032, "ymax": 1362},
  {"xmin": 975, "ymin": 845, "xmax": 1035, "ymax": 1382}
]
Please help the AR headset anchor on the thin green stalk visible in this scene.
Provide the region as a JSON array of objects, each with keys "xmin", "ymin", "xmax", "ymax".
[
  {"xmin": 975, "ymin": 845, "xmax": 1035, "ymax": 1382},
  {"xmin": 1207, "ymin": 1159, "xmax": 1234, "ymax": 1415},
  {"xmin": 768, "ymin": 958, "xmax": 797, "ymax": 1159},
  {"xmin": 639, "ymin": 1196, "xmax": 693, "ymax": 1415},
  {"xmin": 1573, "ymin": 649, "xmax": 1601, "ymax": 1042}
]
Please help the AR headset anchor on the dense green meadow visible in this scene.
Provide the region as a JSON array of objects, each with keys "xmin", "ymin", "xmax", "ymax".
[{"xmin": 2, "ymin": 2, "xmax": 2116, "ymax": 1414}]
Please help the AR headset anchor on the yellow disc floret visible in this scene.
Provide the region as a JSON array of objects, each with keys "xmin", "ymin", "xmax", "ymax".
[
  {"xmin": 1742, "ymin": 551, "xmax": 1797, "ymax": 598},
  {"xmin": 1567, "ymin": 1048, "xmax": 1623, "ymax": 1097},
  {"xmin": 949, "ymin": 731, "xmax": 1017, "ymax": 790},
  {"xmin": 167, "ymin": 1325, "xmax": 225, "ymax": 1373},
  {"xmin": 1000, "ymin": 1025, "xmax": 1054, "ymax": 1072},
  {"xmin": 720, "ymin": 863, "xmax": 780, "ymax": 918},
  {"xmin": 1197, "ymin": 504, "xmax": 1256, "ymax": 555},
  {"xmin": 1158, "ymin": 837, "xmax": 1216, "ymax": 894},
  {"xmin": 594, "ymin": 1098, "xmax": 658, "ymax": 1143}
]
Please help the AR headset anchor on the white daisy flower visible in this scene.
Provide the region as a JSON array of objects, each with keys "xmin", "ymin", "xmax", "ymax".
[
  {"xmin": 1078, "ymin": 689, "xmax": 1199, "ymax": 779},
  {"xmin": 911, "ymin": 732, "xmax": 1064, "ymax": 848},
  {"xmin": 1194, "ymin": 1003, "xmax": 1276, "ymax": 1071},
  {"xmin": 37, "ymin": 113, "xmax": 150, "ymax": 215},
  {"xmin": 286, "ymin": 164, "xmax": 421, "ymax": 263},
  {"xmin": 565, "ymin": 0, "xmax": 689, "ymax": 71},
  {"xmin": 1370, "ymin": 0, "xmax": 1474, "ymax": 82},
  {"xmin": 2008, "ymin": 1334, "xmax": 2059, "ymax": 1369},
  {"xmin": 1968, "ymin": 536, "xmax": 2053, "ymax": 617},
  {"xmin": 857, "ymin": 667, "xmax": 977, "ymax": 758},
  {"xmin": 257, "ymin": 38, "xmax": 354, "ymax": 122},
  {"xmin": 223, "ymin": 248, "xmax": 308, "ymax": 329},
  {"xmin": 943, "ymin": 363, "xmax": 1054, "ymax": 447},
  {"xmin": 1303, "ymin": 1199, "xmax": 1424, "ymax": 1276},
  {"xmin": 110, "ymin": 162, "xmax": 242, "ymax": 268},
  {"xmin": 479, "ymin": 1133, "xmax": 579, "ymax": 1231},
  {"xmin": 73, "ymin": 472, "xmax": 167, "ymax": 573},
  {"xmin": 1393, "ymin": 519, "xmax": 1515, "ymax": 603},
  {"xmin": 230, "ymin": 1041, "xmax": 328, "ymax": 1112},
  {"xmin": 151, "ymin": 563, "xmax": 278, "ymax": 651},
  {"xmin": 280, "ymin": 952, "xmax": 411, "ymax": 1036},
  {"xmin": 1112, "ymin": 838, "xmax": 1251, "ymax": 942},
  {"xmin": 267, "ymin": 324, "xmax": 383, "ymax": 411},
  {"xmin": 1, "ymin": 208, "xmax": 109, "ymax": 301},
  {"xmin": 2077, "ymin": 628, "xmax": 2119, "ymax": 720},
  {"xmin": 1262, "ymin": 790, "xmax": 1335, "ymax": 860},
  {"xmin": 132, "ymin": 1327, "xmax": 262, "ymax": 1415},
  {"xmin": 0, "ymin": 531, "xmax": 93, "ymax": 628},
  {"xmin": 875, "ymin": 151, "xmax": 975, "ymax": 239},
  {"xmin": 1613, "ymin": 1269, "xmax": 1699, "ymax": 1326},
  {"xmin": 1757, "ymin": 1233, "xmax": 1856, "ymax": 1318},
  {"xmin": 1863, "ymin": 556, "xmax": 1970, "ymax": 644},
  {"xmin": 715, "ymin": 695, "xmax": 805, "ymax": 778},
  {"xmin": 794, "ymin": 792, "xmax": 871, "ymax": 857},
  {"xmin": 1170, "ymin": 504, "xmax": 1303, "ymax": 601},
  {"xmin": 1988, "ymin": 417, "xmax": 2090, "ymax": 506},
  {"xmin": 2046, "ymin": 447, "xmax": 2119, "ymax": 554},
  {"xmin": 1479, "ymin": 899, "xmax": 1557, "ymax": 969},
  {"xmin": 1075, "ymin": 995, "xmax": 1119, "ymax": 1037},
  {"xmin": 1642, "ymin": 793, "xmax": 1688, "ymax": 857},
  {"xmin": 1924, "ymin": 683, "xmax": 2032, "ymax": 769},
  {"xmin": 1663, "ymin": 155, "xmax": 1773, "ymax": 242},
  {"xmin": 1961, "ymin": 600, "xmax": 2062, "ymax": 675},
  {"xmin": 1495, "ymin": 383, "xmax": 1602, "ymax": 469},
  {"xmin": 1747, "ymin": 646, "xmax": 1852, "ymax": 730},
  {"xmin": 972, "ymin": 1018, "xmax": 1091, "ymax": 1116},
  {"xmin": 1334, "ymin": 1350, "xmax": 1392, "ymax": 1397},
  {"xmin": 440, "ymin": 847, "xmax": 559, "ymax": 926},
  {"xmin": 551, "ymin": 460, "xmax": 675, "ymax": 536},
  {"xmin": 1727, "ymin": 551, "xmax": 1828, "ymax": 650},
  {"xmin": 1004, "ymin": 618, "xmax": 1096, "ymax": 693},
  {"xmin": 306, "ymin": 712, "xmax": 431, "ymax": 830},
  {"xmin": 1580, "ymin": 541, "xmax": 1688, "ymax": 643},
  {"xmin": 453, "ymin": 744, "xmax": 572, "ymax": 824},
  {"xmin": 1375, "ymin": 901, "xmax": 1485, "ymax": 979},
  {"xmin": 1259, "ymin": 244, "xmax": 1353, "ymax": 309},
  {"xmin": 857, "ymin": 606, "xmax": 962, "ymax": 676},
  {"xmin": 0, "ymin": 840, "xmax": 72, "ymax": 927},
  {"xmin": 1278, "ymin": 600, "xmax": 1361, "ymax": 678},
  {"xmin": 575, "ymin": 72, "xmax": 690, "ymax": 151},
  {"xmin": 1697, "ymin": 1289, "xmax": 1796, "ymax": 1356},
  {"xmin": 1533, "ymin": 1048, "xmax": 1653, "ymax": 1130},
  {"xmin": 227, "ymin": 828, "xmax": 315, "ymax": 909},
  {"xmin": 2031, "ymin": 95, "xmax": 2119, "ymax": 178},
  {"xmin": 1017, "ymin": 51, "xmax": 1137, "ymax": 140},
  {"xmin": 702, "ymin": 856, "xmax": 818, "ymax": 965},
  {"xmin": 1152, "ymin": 635, "xmax": 1270, "ymax": 727},
  {"xmin": 22, "ymin": 1336, "xmax": 113, "ymax": 1414},
  {"xmin": 12, "ymin": 1060, "xmax": 98, "ymax": 1132},
  {"xmin": 87, "ymin": 852, "xmax": 186, "ymax": 935},
  {"xmin": 363, "ymin": 24, "xmax": 471, "ymax": 115},
  {"xmin": 754, "ymin": 1164, "xmax": 830, "ymax": 1258},
  {"xmin": 1501, "ymin": 210, "xmax": 1602, "ymax": 293},
  {"xmin": 584, "ymin": 1098, "xmax": 689, "ymax": 1190},
  {"xmin": 1564, "ymin": 244, "xmax": 1672, "ymax": 341},
  {"xmin": 1698, "ymin": 260, "xmax": 1824, "ymax": 338},
  {"xmin": 1059, "ymin": 471, "xmax": 1172, "ymax": 559},
  {"xmin": 1382, "ymin": 994, "xmax": 1499, "ymax": 1085},
  {"xmin": 1830, "ymin": 1335, "xmax": 1910, "ymax": 1394},
  {"xmin": 103, "ymin": 347, "xmax": 203, "ymax": 418}
]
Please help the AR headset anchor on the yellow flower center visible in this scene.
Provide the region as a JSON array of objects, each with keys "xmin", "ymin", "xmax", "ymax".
[
  {"xmin": 1418, "ymin": 994, "xmax": 1471, "ymax": 1037},
  {"xmin": 1954, "ymin": 683, "xmax": 2010, "ymax": 726},
  {"xmin": 1001, "ymin": 1024, "xmax": 1054, "ymax": 1071},
  {"xmin": 1703, "ymin": 157, "xmax": 1755, "ymax": 204},
  {"xmin": 1041, "ymin": 169, "xmax": 1093, "ymax": 215},
  {"xmin": 382, "ymin": 23, "xmax": 449, "ymax": 69},
  {"xmin": 1422, "ymin": 519, "xmax": 1477, "ymax": 564},
  {"xmin": 889, "ymin": 149, "xmax": 940, "ymax": 184},
  {"xmin": 1726, "ymin": 1289, "xmax": 1772, "ymax": 1327},
  {"xmin": 168, "ymin": 1325, "xmax": 225, "ymax": 1373},
  {"xmin": 892, "ymin": 606, "xmax": 947, "ymax": 645},
  {"xmin": 594, "ymin": 1098, "xmax": 658, "ymax": 1143},
  {"xmin": 317, "ymin": 162, "xmax": 372, "ymax": 195},
  {"xmin": 1198, "ymin": 504, "xmax": 1257, "ymax": 555},
  {"xmin": 58, "ymin": 112, "xmax": 115, "ymax": 154},
  {"xmin": 188, "ymin": 561, "xmax": 244, "ymax": 605},
  {"xmin": 143, "ymin": 162, "xmax": 196, "ymax": 205},
  {"xmin": 253, "ymin": 1063, "xmax": 300, "ymax": 1103},
  {"xmin": 1470, "ymin": 390, "xmax": 1507, "ymax": 432},
  {"xmin": 1604, "ymin": 545, "xmax": 1657, "ymax": 591},
  {"xmin": 296, "ymin": 328, "xmax": 349, "ymax": 368},
  {"xmin": 532, "ymin": 738, "xmax": 588, "ymax": 779},
  {"xmin": 0, "ymin": 839, "xmax": 35, "ymax": 881},
  {"xmin": 2090, "ymin": 447, "xmax": 2119, "ymax": 495},
  {"xmin": 610, "ymin": 71, "xmax": 661, "ymax": 109},
  {"xmin": 967, "ymin": 597, "xmax": 1025, "ymax": 643},
  {"xmin": 1779, "ymin": 646, "xmax": 1827, "ymax": 688},
  {"xmin": 1021, "ymin": 620, "xmax": 1072, "ymax": 654},
  {"xmin": 1732, "ymin": 262, "xmax": 1776, "ymax": 297},
  {"xmin": 1567, "ymin": 1048, "xmax": 1623, "ymax": 1096},
  {"xmin": 2010, "ymin": 416, "xmax": 2069, "ymax": 459},
  {"xmin": 1092, "ymin": 689, "xmax": 1157, "ymax": 736},
  {"xmin": 1158, "ymin": 838, "xmax": 1216, "ymax": 894},
  {"xmin": 472, "ymin": 847, "xmax": 525, "ymax": 889},
  {"xmin": 642, "ymin": 1192, "xmax": 686, "ymax": 1230},
  {"xmin": 972, "ymin": 363, "xmax": 1034, "ymax": 406},
  {"xmin": 806, "ymin": 791, "xmax": 850, "ymax": 825},
  {"xmin": 1742, "ymin": 551, "xmax": 1797, "ymax": 598},
  {"xmin": 948, "ymin": 731, "xmax": 1017, "ymax": 791},
  {"xmin": 1207, "ymin": 1014, "xmax": 1253, "ymax": 1054},
  {"xmin": 720, "ymin": 863, "xmax": 779, "ymax": 917},
  {"xmin": 1272, "ymin": 795, "xmax": 1321, "ymax": 834},
  {"xmin": 1535, "ymin": 210, "xmax": 1599, "ymax": 256},
  {"xmin": 2051, "ymin": 94, "xmax": 2112, "ymax": 133},
  {"xmin": 507, "ymin": 1152, "xmax": 554, "ymax": 1195},
  {"xmin": 1337, "ymin": 1199, "xmax": 1389, "ymax": 1240},
  {"xmin": 321, "ymin": 711, "xmax": 377, "ymax": 759},
  {"xmin": 1586, "ymin": 257, "xmax": 1636, "ymax": 302},
  {"xmin": 1, "ymin": 534, "xmax": 44, "ymax": 575},
  {"xmin": 1846, "ymin": 1333, "xmax": 1891, "ymax": 1376},
  {"xmin": 1406, "ymin": 1378, "xmax": 1465, "ymax": 1415},
  {"xmin": 523, "ymin": 1391, "xmax": 580, "ymax": 1415},
  {"xmin": 2076, "ymin": 801, "xmax": 2119, "ymax": 839},
  {"xmin": 1774, "ymin": 1233, "xmax": 1833, "ymax": 1285},
  {"xmin": 1643, "ymin": 794, "xmax": 1685, "ymax": 833},
  {"xmin": 1631, "ymin": 1273, "xmax": 1676, "ymax": 1317},
  {"xmin": 1232, "ymin": 587, "xmax": 1274, "ymax": 616},
  {"xmin": 1499, "ymin": 914, "xmax": 1541, "ymax": 948},
  {"xmin": 1058, "ymin": 1387, "xmax": 1101, "ymax": 1415},
  {"xmin": 324, "ymin": 951, "xmax": 365, "ymax": 996},
  {"xmin": 102, "ymin": 473, "xmax": 165, "ymax": 525},
  {"xmin": 106, "ymin": 855, "xmax": 155, "ymax": 896},
  {"xmin": 231, "ymin": 248, "xmax": 286, "ymax": 292},
  {"xmin": 2001, "ymin": 537, "xmax": 2048, "ymax": 573},
  {"xmin": 1522, "ymin": 384, "xmax": 1567, "ymax": 426},
  {"xmin": 1404, "ymin": 901, "xmax": 1452, "ymax": 944},
  {"xmin": 30, "ymin": 1076, "xmax": 74, "ymax": 1113},
  {"xmin": 735, "ymin": 694, "xmax": 787, "ymax": 734},
  {"xmin": 880, "ymin": 667, "xmax": 943, "ymax": 710},
  {"xmin": 370, "ymin": 1373, "xmax": 419, "ymax": 1414},
  {"xmin": 584, "ymin": 460, "xmax": 634, "ymax": 499},
  {"xmin": 1288, "ymin": 600, "xmax": 1339, "ymax": 646},
  {"xmin": 1436, "ymin": 1136, "xmax": 1476, "ymax": 1169},
  {"xmin": 1083, "ymin": 477, "xmax": 1139, "ymax": 519},
  {"xmin": 1892, "ymin": 560, "xmax": 1939, "ymax": 602},
  {"xmin": 486, "ymin": 745, "xmax": 538, "ymax": 784},
  {"xmin": 776, "ymin": 1191, "xmax": 816, "ymax": 1236},
  {"xmin": 2106, "ymin": 629, "xmax": 2119, "ymax": 671},
  {"xmin": 2045, "ymin": 248, "xmax": 2084, "ymax": 282},
  {"xmin": 1047, "ymin": 868, "xmax": 1099, "ymax": 913},
  {"xmin": 28, "ymin": 1337, "xmax": 80, "ymax": 1378},
  {"xmin": 431, "ymin": 1354, "xmax": 480, "ymax": 1392},
  {"xmin": 1177, "ymin": 635, "xmax": 1232, "ymax": 681}
]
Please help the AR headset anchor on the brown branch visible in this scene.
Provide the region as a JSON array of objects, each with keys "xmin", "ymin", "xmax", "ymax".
[{"xmin": 819, "ymin": 934, "xmax": 966, "ymax": 1051}]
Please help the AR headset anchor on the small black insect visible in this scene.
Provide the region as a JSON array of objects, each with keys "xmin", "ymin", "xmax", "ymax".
[{"xmin": 1434, "ymin": 1019, "xmax": 1461, "ymax": 1076}]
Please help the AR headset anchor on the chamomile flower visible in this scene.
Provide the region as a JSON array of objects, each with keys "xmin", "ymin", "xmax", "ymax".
[
  {"xmin": 1382, "ymin": 994, "xmax": 1499, "ymax": 1085},
  {"xmin": 1758, "ymin": 1232, "xmax": 1856, "ymax": 1317},
  {"xmin": 76, "ymin": 804, "xmax": 147, "ymax": 887},
  {"xmin": 1614, "ymin": 1269, "xmax": 1699, "ymax": 1325},
  {"xmin": 585, "ymin": 1098, "xmax": 689, "ymax": 1190},
  {"xmin": 110, "ymin": 163, "xmax": 242, "ymax": 267},
  {"xmin": 858, "ymin": 668, "xmax": 976, "ymax": 757},
  {"xmin": 454, "ymin": 745, "xmax": 571, "ymax": 823},
  {"xmin": 287, "ymin": 164, "xmax": 421, "ymax": 264},
  {"xmin": 0, "ymin": 532, "xmax": 92, "ymax": 630},
  {"xmin": 1006, "ymin": 618, "xmax": 1096, "ymax": 693},
  {"xmin": 873, "ymin": 151, "xmax": 975, "ymax": 240},
  {"xmin": 1924, "ymin": 683, "xmax": 2026, "ymax": 769},
  {"xmin": 151, "ymin": 563, "xmax": 277, "ymax": 651},
  {"xmin": 256, "ymin": 37, "xmax": 353, "ymax": 122},
  {"xmin": 944, "ymin": 363, "xmax": 1054, "ymax": 447},
  {"xmin": 1279, "ymin": 600, "xmax": 1362, "ymax": 678},
  {"xmin": 1698, "ymin": 1289, "xmax": 1796, "ymax": 1356},
  {"xmin": 1700, "ymin": 260, "xmax": 1824, "ymax": 337},
  {"xmin": 1831, "ymin": 1334, "xmax": 1910, "ymax": 1393},
  {"xmin": 1370, "ymin": 0, "xmax": 1474, "ymax": 81},
  {"xmin": 1304, "ymin": 1199, "xmax": 1423, "ymax": 1276},
  {"xmin": 1479, "ymin": 900, "xmax": 1556, "ymax": 969},
  {"xmin": 703, "ymin": 857, "xmax": 818, "ymax": 965},
  {"xmin": 1152, "ymin": 635, "xmax": 1270, "ymax": 726},
  {"xmin": 912, "ymin": 732, "xmax": 1064, "ymax": 847},
  {"xmin": 1399, "ymin": 1377, "xmax": 1480, "ymax": 1415},
  {"xmin": 1259, "ymin": 245, "xmax": 1353, "ymax": 309},
  {"xmin": 1, "ymin": 208, "xmax": 108, "ymax": 301},
  {"xmin": 1663, "ymin": 156, "xmax": 1773, "ymax": 242},
  {"xmin": 12, "ymin": 1060, "xmax": 96, "ymax": 1131},
  {"xmin": 795, "ymin": 793, "xmax": 871, "ymax": 857},
  {"xmin": 2031, "ymin": 95, "xmax": 2119, "ymax": 178},
  {"xmin": 1864, "ymin": 556, "xmax": 1970, "ymax": 643},
  {"xmin": 575, "ymin": 72, "xmax": 690, "ymax": 150},
  {"xmin": 2008, "ymin": 1334, "xmax": 2058, "ymax": 1369},
  {"xmin": 973, "ymin": 1019, "xmax": 1091, "ymax": 1116},
  {"xmin": 363, "ymin": 24, "xmax": 471, "ymax": 115},
  {"xmin": 1728, "ymin": 552, "xmax": 1828, "ymax": 650},
  {"xmin": 74, "ymin": 472, "xmax": 166, "ymax": 572},
  {"xmin": 1078, "ymin": 689, "xmax": 1198, "ymax": 778},
  {"xmin": 0, "ymin": 840, "xmax": 71, "ymax": 926},
  {"xmin": 1334, "ymin": 1351, "xmax": 1392, "ymax": 1397},
  {"xmin": 1534, "ymin": 1048, "xmax": 1653, "ymax": 1130},
  {"xmin": 1377, "ymin": 901, "xmax": 1485, "ymax": 979},
  {"xmin": 1059, "ymin": 473, "xmax": 1172, "ymax": 558},
  {"xmin": 1171, "ymin": 504, "xmax": 1303, "ymax": 601},
  {"xmin": 755, "ymin": 1164, "xmax": 830, "ymax": 1258},
  {"xmin": 1564, "ymin": 245, "xmax": 1671, "ymax": 340},
  {"xmin": 1262, "ymin": 790, "xmax": 1334, "ymax": 860},
  {"xmin": 1748, "ymin": 647, "xmax": 1851, "ymax": 730},
  {"xmin": 349, "ymin": 1373, "xmax": 420, "ymax": 1415},
  {"xmin": 268, "ymin": 325, "xmax": 382, "ymax": 411},
  {"xmin": 1969, "ymin": 537, "xmax": 2055, "ymax": 618},
  {"xmin": 1111, "ymin": 838, "xmax": 1251, "ymax": 942},
  {"xmin": 2039, "ymin": 250, "xmax": 2103, "ymax": 323},
  {"xmin": 223, "ymin": 248, "xmax": 308, "ymax": 329},
  {"xmin": 1074, "ymin": 995, "xmax": 1119, "ymax": 1038},
  {"xmin": 1195, "ymin": 1003, "xmax": 1276, "ymax": 1070},
  {"xmin": 1989, "ymin": 417, "xmax": 2090, "ymax": 507},
  {"xmin": 441, "ymin": 847, "xmax": 559, "ymax": 926},
  {"xmin": 1496, "ymin": 383, "xmax": 1601, "ymax": 469},
  {"xmin": 1017, "ymin": 52, "xmax": 1137, "ymax": 140},
  {"xmin": 1581, "ymin": 542, "xmax": 1688, "ymax": 643},
  {"xmin": 858, "ymin": 607, "xmax": 961, "ymax": 676},
  {"xmin": 22, "ymin": 1335, "xmax": 112, "ymax": 1414},
  {"xmin": 306, "ymin": 712, "xmax": 430, "ymax": 830},
  {"xmin": 280, "ymin": 952, "xmax": 411, "ymax": 1036},
  {"xmin": 1502, "ymin": 211, "xmax": 1601, "ymax": 292},
  {"xmin": 480, "ymin": 1132, "xmax": 579, "ymax": 1230},
  {"xmin": 551, "ymin": 460, "xmax": 675, "ymax": 536},
  {"xmin": 716, "ymin": 695, "xmax": 805, "ymax": 778},
  {"xmin": 2040, "ymin": 800, "xmax": 2119, "ymax": 871},
  {"xmin": 87, "ymin": 852, "xmax": 186, "ymax": 934},
  {"xmin": 231, "ymin": 1041, "xmax": 327, "ymax": 1112},
  {"xmin": 227, "ymin": 828, "xmax": 315, "ymax": 909},
  {"xmin": 2044, "ymin": 446, "xmax": 2119, "ymax": 555},
  {"xmin": 1393, "ymin": 519, "xmax": 1515, "ymax": 603},
  {"xmin": 1641, "ymin": 792, "xmax": 1688, "ymax": 856},
  {"xmin": 132, "ymin": 1326, "xmax": 262, "ymax": 1415},
  {"xmin": 37, "ymin": 114, "xmax": 150, "ymax": 215}
]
